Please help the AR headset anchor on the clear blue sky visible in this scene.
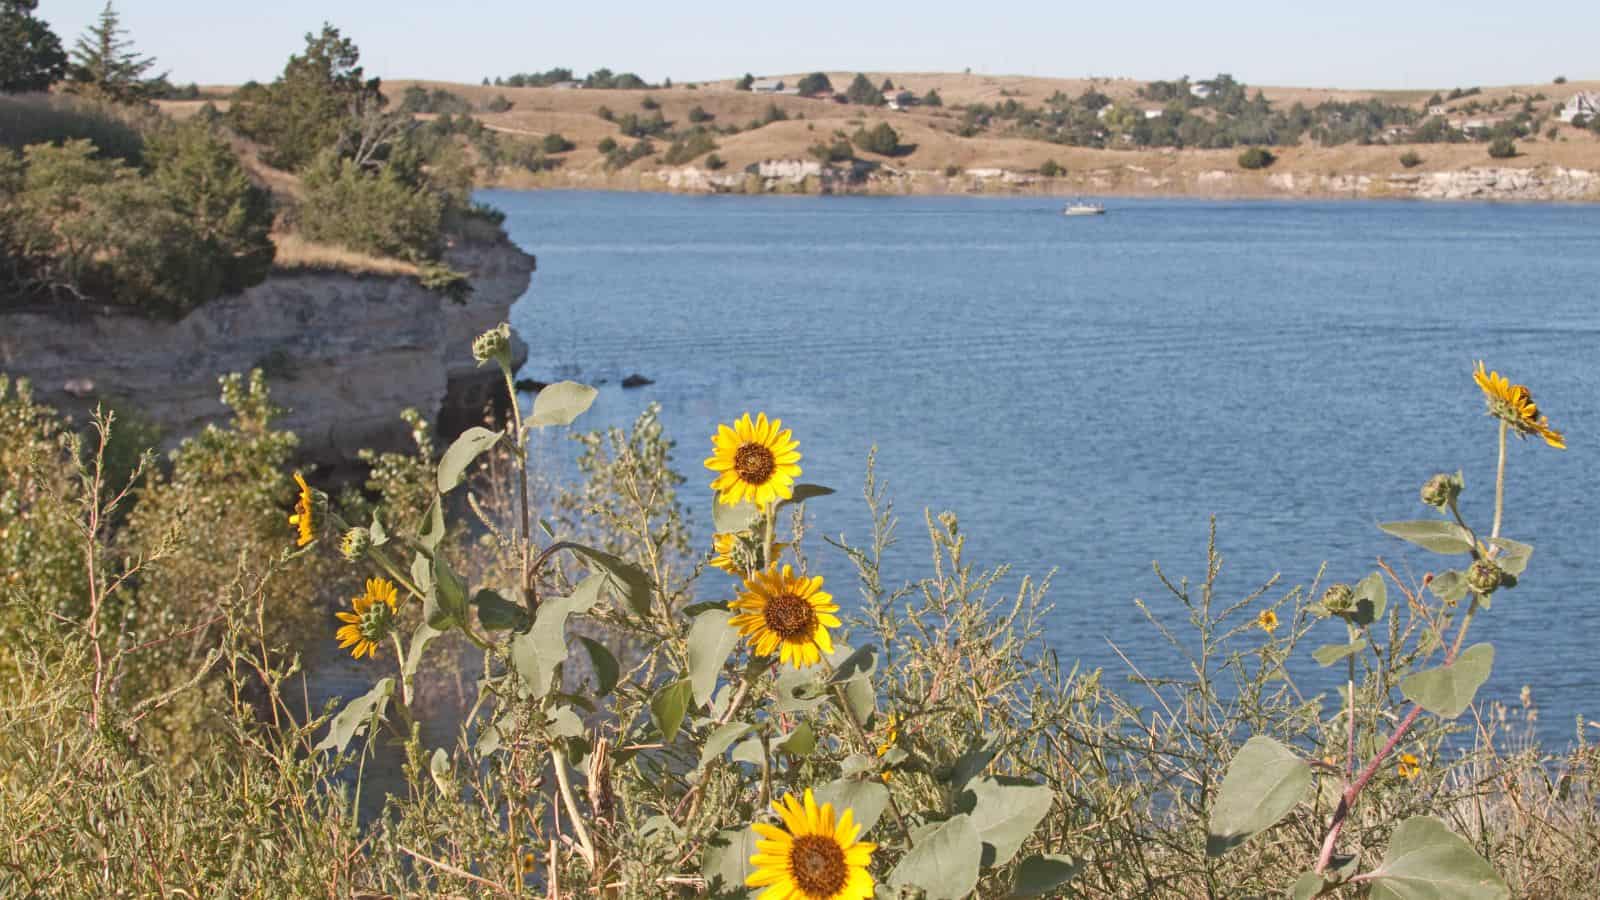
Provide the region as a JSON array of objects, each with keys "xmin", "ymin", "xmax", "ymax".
[{"xmin": 37, "ymin": 0, "xmax": 1597, "ymax": 90}]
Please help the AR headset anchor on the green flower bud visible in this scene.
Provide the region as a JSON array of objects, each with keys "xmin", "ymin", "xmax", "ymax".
[
  {"xmin": 1420, "ymin": 473, "xmax": 1460, "ymax": 511},
  {"xmin": 1467, "ymin": 559, "xmax": 1502, "ymax": 595},
  {"xmin": 472, "ymin": 323, "xmax": 513, "ymax": 368},
  {"xmin": 339, "ymin": 527, "xmax": 371, "ymax": 563},
  {"xmin": 1320, "ymin": 583, "xmax": 1356, "ymax": 617}
]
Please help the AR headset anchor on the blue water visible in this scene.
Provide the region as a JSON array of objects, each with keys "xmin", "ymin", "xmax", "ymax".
[{"xmin": 490, "ymin": 190, "xmax": 1600, "ymax": 749}]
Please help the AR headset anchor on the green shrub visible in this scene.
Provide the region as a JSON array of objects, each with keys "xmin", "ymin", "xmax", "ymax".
[
  {"xmin": 704, "ymin": 152, "xmax": 726, "ymax": 170},
  {"xmin": 922, "ymin": 88, "xmax": 943, "ymax": 107},
  {"xmin": 846, "ymin": 72, "xmax": 883, "ymax": 105},
  {"xmin": 809, "ymin": 138, "xmax": 852, "ymax": 162},
  {"xmin": 602, "ymin": 138, "xmax": 654, "ymax": 170},
  {"xmin": 397, "ymin": 85, "xmax": 471, "ymax": 115},
  {"xmin": 226, "ymin": 25, "xmax": 385, "ymax": 172},
  {"xmin": 639, "ymin": 95, "xmax": 659, "ymax": 111},
  {"xmin": 944, "ymin": 163, "xmax": 961, "ymax": 176},
  {"xmin": 735, "ymin": 72, "xmax": 753, "ymax": 91},
  {"xmin": 851, "ymin": 121, "xmax": 900, "ymax": 155},
  {"xmin": 484, "ymin": 93, "xmax": 512, "ymax": 113},
  {"xmin": 1554, "ymin": 75, "xmax": 1567, "ymax": 84},
  {"xmin": 1238, "ymin": 145, "xmax": 1276, "ymax": 169},
  {"xmin": 294, "ymin": 150, "xmax": 443, "ymax": 261},
  {"xmin": 1488, "ymin": 136, "xmax": 1517, "ymax": 158},
  {"xmin": 616, "ymin": 111, "xmax": 669, "ymax": 138},
  {"xmin": 64, "ymin": 2, "xmax": 163, "ymax": 104},
  {"xmin": 661, "ymin": 129, "xmax": 717, "ymax": 165},
  {"xmin": 797, "ymin": 72, "xmax": 832, "ymax": 95},
  {"xmin": 0, "ymin": 91, "xmax": 149, "ymax": 162},
  {"xmin": 687, "ymin": 104, "xmax": 712, "ymax": 123},
  {"xmin": 417, "ymin": 261, "xmax": 471, "ymax": 302},
  {"xmin": 1039, "ymin": 158, "xmax": 1062, "ymax": 176},
  {"xmin": 145, "ymin": 119, "xmax": 275, "ymax": 294},
  {"xmin": 0, "ymin": 0, "xmax": 67, "ymax": 92},
  {"xmin": 540, "ymin": 132, "xmax": 574, "ymax": 153},
  {"xmin": 596, "ymin": 136, "xmax": 617, "ymax": 154},
  {"xmin": 1400, "ymin": 150, "xmax": 1424, "ymax": 168}
]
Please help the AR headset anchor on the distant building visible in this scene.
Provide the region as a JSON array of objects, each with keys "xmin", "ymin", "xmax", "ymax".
[
  {"xmin": 1190, "ymin": 83, "xmax": 1213, "ymax": 99},
  {"xmin": 1144, "ymin": 108, "xmax": 1164, "ymax": 119},
  {"xmin": 1558, "ymin": 92, "xmax": 1600, "ymax": 123},
  {"xmin": 549, "ymin": 81, "xmax": 583, "ymax": 90},
  {"xmin": 1426, "ymin": 104, "xmax": 1448, "ymax": 117},
  {"xmin": 750, "ymin": 78, "xmax": 785, "ymax": 93},
  {"xmin": 883, "ymin": 89, "xmax": 915, "ymax": 110}
]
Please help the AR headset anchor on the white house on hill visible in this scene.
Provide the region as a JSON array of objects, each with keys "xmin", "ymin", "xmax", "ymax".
[
  {"xmin": 751, "ymin": 78, "xmax": 785, "ymax": 93},
  {"xmin": 1558, "ymin": 92, "xmax": 1600, "ymax": 123}
]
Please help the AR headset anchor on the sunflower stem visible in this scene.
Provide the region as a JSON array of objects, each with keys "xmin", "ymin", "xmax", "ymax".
[
  {"xmin": 552, "ymin": 747, "xmax": 597, "ymax": 867},
  {"xmin": 1491, "ymin": 419, "xmax": 1508, "ymax": 543}
]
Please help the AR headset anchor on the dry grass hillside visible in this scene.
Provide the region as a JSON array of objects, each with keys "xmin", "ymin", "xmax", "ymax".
[{"xmin": 164, "ymin": 73, "xmax": 1600, "ymax": 197}]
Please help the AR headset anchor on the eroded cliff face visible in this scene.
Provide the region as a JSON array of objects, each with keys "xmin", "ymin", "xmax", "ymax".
[{"xmin": 0, "ymin": 240, "xmax": 535, "ymax": 463}]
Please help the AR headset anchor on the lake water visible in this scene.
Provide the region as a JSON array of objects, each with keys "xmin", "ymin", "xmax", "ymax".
[{"xmin": 489, "ymin": 189, "xmax": 1600, "ymax": 750}]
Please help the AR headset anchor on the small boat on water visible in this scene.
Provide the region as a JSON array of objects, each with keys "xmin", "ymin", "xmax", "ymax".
[{"xmin": 1063, "ymin": 200, "xmax": 1106, "ymax": 216}]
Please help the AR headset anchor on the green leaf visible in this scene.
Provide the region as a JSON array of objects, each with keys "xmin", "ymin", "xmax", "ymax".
[
  {"xmin": 428, "ymin": 748, "xmax": 451, "ymax": 795},
  {"xmin": 1290, "ymin": 855, "xmax": 1359, "ymax": 899},
  {"xmin": 368, "ymin": 510, "xmax": 388, "ymax": 546},
  {"xmin": 650, "ymin": 679, "xmax": 693, "ymax": 743},
  {"xmin": 568, "ymin": 544, "xmax": 653, "ymax": 618},
  {"xmin": 1366, "ymin": 815, "xmax": 1509, "ymax": 900},
  {"xmin": 436, "ymin": 426, "xmax": 502, "ymax": 493},
  {"xmin": 418, "ymin": 495, "xmax": 445, "ymax": 552},
  {"xmin": 957, "ymin": 776, "xmax": 1055, "ymax": 866},
  {"xmin": 889, "ymin": 814, "xmax": 983, "ymax": 900},
  {"xmin": 1313, "ymin": 638, "xmax": 1368, "ymax": 667},
  {"xmin": 508, "ymin": 573, "xmax": 606, "ymax": 697},
  {"xmin": 776, "ymin": 722, "xmax": 816, "ymax": 757},
  {"xmin": 1353, "ymin": 570, "xmax": 1387, "ymax": 626},
  {"xmin": 1011, "ymin": 854, "xmax": 1082, "ymax": 897},
  {"xmin": 1207, "ymin": 735, "xmax": 1312, "ymax": 857},
  {"xmin": 1488, "ymin": 537, "xmax": 1532, "ymax": 577},
  {"xmin": 702, "ymin": 827, "xmax": 759, "ymax": 897},
  {"xmin": 773, "ymin": 668, "xmax": 827, "ymax": 713},
  {"xmin": 314, "ymin": 678, "xmax": 394, "ymax": 754},
  {"xmin": 815, "ymin": 777, "xmax": 891, "ymax": 834},
  {"xmin": 949, "ymin": 733, "xmax": 1002, "ymax": 794},
  {"xmin": 698, "ymin": 722, "xmax": 755, "ymax": 771},
  {"xmin": 1379, "ymin": 520, "xmax": 1474, "ymax": 555},
  {"xmin": 783, "ymin": 483, "xmax": 836, "ymax": 505},
  {"xmin": 712, "ymin": 499, "xmax": 760, "ymax": 534},
  {"xmin": 1401, "ymin": 643, "xmax": 1494, "ymax": 719},
  {"xmin": 530, "ymin": 381, "xmax": 598, "ymax": 427},
  {"xmin": 427, "ymin": 555, "xmax": 468, "ymax": 630},
  {"xmin": 473, "ymin": 588, "xmax": 528, "ymax": 631},
  {"xmin": 576, "ymin": 636, "xmax": 620, "ymax": 696},
  {"xmin": 828, "ymin": 644, "xmax": 879, "ymax": 684},
  {"xmin": 403, "ymin": 622, "xmax": 439, "ymax": 682},
  {"xmin": 839, "ymin": 677, "xmax": 876, "ymax": 730},
  {"xmin": 1429, "ymin": 571, "xmax": 1469, "ymax": 604},
  {"xmin": 688, "ymin": 610, "xmax": 740, "ymax": 708},
  {"xmin": 730, "ymin": 735, "xmax": 764, "ymax": 767}
]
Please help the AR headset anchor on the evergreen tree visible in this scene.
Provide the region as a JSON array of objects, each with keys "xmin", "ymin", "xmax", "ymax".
[
  {"xmin": 67, "ymin": 2, "xmax": 164, "ymax": 103},
  {"xmin": 846, "ymin": 73, "xmax": 883, "ymax": 106},
  {"xmin": 0, "ymin": 0, "xmax": 66, "ymax": 92}
]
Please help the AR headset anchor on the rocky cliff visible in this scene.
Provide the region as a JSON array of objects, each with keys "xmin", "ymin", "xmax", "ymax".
[{"xmin": 0, "ymin": 240, "xmax": 535, "ymax": 463}]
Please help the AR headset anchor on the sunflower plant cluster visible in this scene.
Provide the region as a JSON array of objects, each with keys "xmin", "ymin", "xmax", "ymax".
[
  {"xmin": 296, "ymin": 325, "xmax": 1073, "ymax": 898},
  {"xmin": 1206, "ymin": 362, "xmax": 1562, "ymax": 899}
]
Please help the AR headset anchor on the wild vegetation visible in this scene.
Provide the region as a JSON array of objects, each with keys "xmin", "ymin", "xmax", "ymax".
[{"xmin": 3, "ymin": 323, "xmax": 1597, "ymax": 896}]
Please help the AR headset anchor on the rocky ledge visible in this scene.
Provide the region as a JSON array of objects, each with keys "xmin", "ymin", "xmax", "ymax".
[{"xmin": 0, "ymin": 240, "xmax": 535, "ymax": 463}]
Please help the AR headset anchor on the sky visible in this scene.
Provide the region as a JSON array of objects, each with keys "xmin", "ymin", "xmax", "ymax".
[{"xmin": 35, "ymin": 1, "xmax": 1598, "ymax": 91}]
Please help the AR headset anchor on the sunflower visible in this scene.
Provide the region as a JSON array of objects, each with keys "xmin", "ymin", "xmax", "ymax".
[
  {"xmin": 705, "ymin": 413, "xmax": 801, "ymax": 507},
  {"xmin": 1474, "ymin": 362, "xmax": 1565, "ymax": 449},
  {"xmin": 1256, "ymin": 609, "xmax": 1279, "ymax": 634},
  {"xmin": 710, "ymin": 531, "xmax": 787, "ymax": 577},
  {"xmin": 1396, "ymin": 752, "xmax": 1421, "ymax": 780},
  {"xmin": 335, "ymin": 577, "xmax": 399, "ymax": 660},
  {"xmin": 729, "ymin": 564, "xmax": 839, "ymax": 668},
  {"xmin": 289, "ymin": 471, "xmax": 315, "ymax": 546},
  {"xmin": 876, "ymin": 714, "xmax": 899, "ymax": 758},
  {"xmin": 748, "ymin": 789, "xmax": 876, "ymax": 900}
]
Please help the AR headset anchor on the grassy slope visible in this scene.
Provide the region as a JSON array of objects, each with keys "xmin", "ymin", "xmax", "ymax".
[{"xmin": 167, "ymin": 74, "xmax": 1600, "ymax": 195}]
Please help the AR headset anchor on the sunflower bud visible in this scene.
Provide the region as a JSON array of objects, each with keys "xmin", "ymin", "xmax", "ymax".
[
  {"xmin": 472, "ymin": 323, "xmax": 512, "ymax": 368},
  {"xmin": 339, "ymin": 527, "xmax": 371, "ymax": 563},
  {"xmin": 1319, "ymin": 583, "xmax": 1356, "ymax": 617},
  {"xmin": 1467, "ymin": 559, "xmax": 1502, "ymax": 595},
  {"xmin": 1419, "ymin": 473, "xmax": 1460, "ymax": 511}
]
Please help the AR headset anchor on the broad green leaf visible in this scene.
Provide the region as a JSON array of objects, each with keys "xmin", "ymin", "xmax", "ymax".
[
  {"xmin": 576, "ymin": 636, "xmax": 619, "ymax": 696},
  {"xmin": 650, "ymin": 679, "xmax": 693, "ymax": 743},
  {"xmin": 368, "ymin": 510, "xmax": 388, "ymax": 546},
  {"xmin": 828, "ymin": 644, "xmax": 879, "ymax": 684},
  {"xmin": 949, "ymin": 733, "xmax": 1002, "ymax": 794},
  {"xmin": 702, "ymin": 827, "xmax": 759, "ymax": 897},
  {"xmin": 698, "ymin": 722, "xmax": 754, "ymax": 771},
  {"xmin": 776, "ymin": 722, "xmax": 816, "ymax": 756},
  {"xmin": 472, "ymin": 588, "xmax": 528, "ymax": 631},
  {"xmin": 889, "ymin": 814, "xmax": 983, "ymax": 900},
  {"xmin": 436, "ymin": 426, "xmax": 502, "ymax": 493},
  {"xmin": 1290, "ymin": 855, "xmax": 1359, "ymax": 900},
  {"xmin": 1379, "ymin": 520, "xmax": 1474, "ymax": 555},
  {"xmin": 508, "ymin": 573, "xmax": 606, "ymax": 697},
  {"xmin": 1488, "ymin": 537, "xmax": 1532, "ymax": 577},
  {"xmin": 840, "ymin": 677, "xmax": 876, "ymax": 729},
  {"xmin": 410, "ymin": 551, "xmax": 432, "ymax": 595},
  {"xmin": 428, "ymin": 748, "xmax": 451, "ymax": 795},
  {"xmin": 712, "ymin": 499, "xmax": 760, "ymax": 534},
  {"xmin": 474, "ymin": 715, "xmax": 507, "ymax": 758},
  {"xmin": 1313, "ymin": 638, "xmax": 1368, "ymax": 667},
  {"xmin": 1353, "ymin": 570, "xmax": 1387, "ymax": 626},
  {"xmin": 403, "ymin": 622, "xmax": 440, "ymax": 681},
  {"xmin": 427, "ymin": 554, "xmax": 468, "ymax": 630},
  {"xmin": 314, "ymin": 678, "xmax": 394, "ymax": 754},
  {"xmin": 730, "ymin": 735, "xmax": 764, "ymax": 767},
  {"xmin": 1291, "ymin": 871, "xmax": 1330, "ymax": 900},
  {"xmin": 418, "ymin": 495, "xmax": 445, "ymax": 552},
  {"xmin": 568, "ymin": 544, "xmax": 654, "ymax": 618},
  {"xmin": 783, "ymin": 483, "xmax": 836, "ymax": 505},
  {"xmin": 1428, "ymin": 570, "xmax": 1469, "ymax": 604},
  {"xmin": 815, "ymin": 777, "xmax": 891, "ymax": 834},
  {"xmin": 1401, "ymin": 643, "xmax": 1494, "ymax": 719},
  {"xmin": 547, "ymin": 705, "xmax": 584, "ymax": 739},
  {"xmin": 957, "ymin": 776, "xmax": 1055, "ymax": 866},
  {"xmin": 773, "ymin": 668, "xmax": 827, "ymax": 713},
  {"xmin": 1207, "ymin": 735, "xmax": 1312, "ymax": 857},
  {"xmin": 530, "ymin": 381, "xmax": 598, "ymax": 427},
  {"xmin": 1011, "ymin": 854, "xmax": 1082, "ymax": 897},
  {"xmin": 688, "ymin": 610, "xmax": 740, "ymax": 707},
  {"xmin": 1366, "ymin": 815, "xmax": 1509, "ymax": 900}
]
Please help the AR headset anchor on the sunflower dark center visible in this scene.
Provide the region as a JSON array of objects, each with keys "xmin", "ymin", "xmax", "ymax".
[
  {"xmin": 734, "ymin": 443, "xmax": 777, "ymax": 485},
  {"xmin": 764, "ymin": 592, "xmax": 817, "ymax": 641},
  {"xmin": 789, "ymin": 834, "xmax": 847, "ymax": 897}
]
